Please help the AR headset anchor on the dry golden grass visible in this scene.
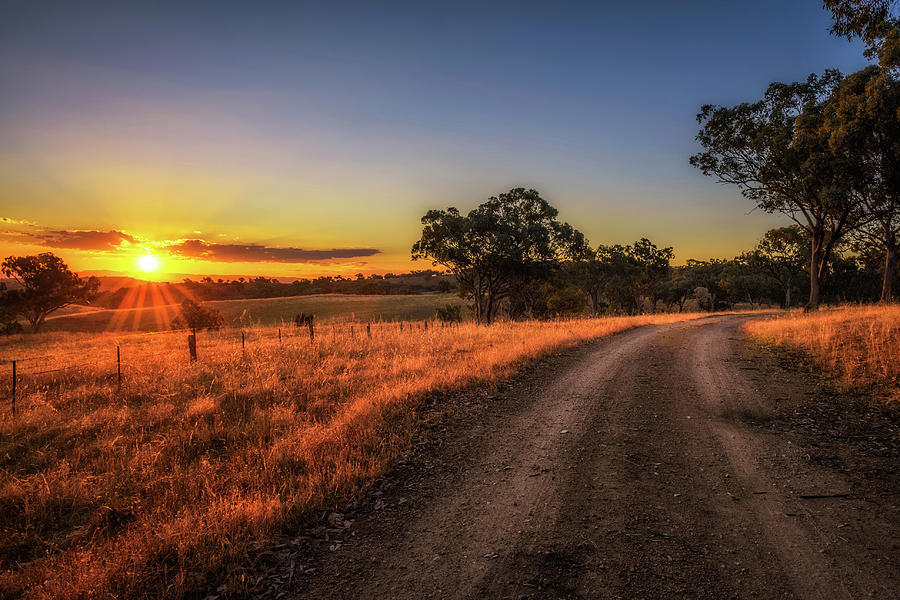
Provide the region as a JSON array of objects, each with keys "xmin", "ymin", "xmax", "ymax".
[
  {"xmin": 1, "ymin": 313, "xmax": 705, "ymax": 599},
  {"xmin": 744, "ymin": 305, "xmax": 900, "ymax": 393}
]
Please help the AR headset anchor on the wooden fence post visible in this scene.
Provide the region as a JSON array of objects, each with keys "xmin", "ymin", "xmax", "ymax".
[
  {"xmin": 366, "ymin": 323, "xmax": 371, "ymax": 338},
  {"xmin": 188, "ymin": 332, "xmax": 198, "ymax": 362},
  {"xmin": 278, "ymin": 328, "xmax": 282, "ymax": 344},
  {"xmin": 11, "ymin": 360, "xmax": 16, "ymax": 416},
  {"xmin": 424, "ymin": 320, "xmax": 428, "ymax": 331},
  {"xmin": 308, "ymin": 321, "xmax": 315, "ymax": 342}
]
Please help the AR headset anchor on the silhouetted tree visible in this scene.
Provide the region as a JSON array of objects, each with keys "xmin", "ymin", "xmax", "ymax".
[
  {"xmin": 0, "ymin": 283, "xmax": 23, "ymax": 335},
  {"xmin": 412, "ymin": 188, "xmax": 586, "ymax": 324},
  {"xmin": 826, "ymin": 253, "xmax": 884, "ymax": 302},
  {"xmin": 719, "ymin": 258, "xmax": 775, "ymax": 308},
  {"xmin": 545, "ymin": 284, "xmax": 588, "ymax": 316},
  {"xmin": 682, "ymin": 259, "xmax": 730, "ymax": 311},
  {"xmin": 569, "ymin": 246, "xmax": 615, "ymax": 316},
  {"xmin": 174, "ymin": 299, "xmax": 224, "ymax": 330},
  {"xmin": 626, "ymin": 238, "xmax": 674, "ymax": 313},
  {"xmin": 657, "ymin": 267, "xmax": 695, "ymax": 312},
  {"xmin": 691, "ymin": 71, "xmax": 864, "ymax": 309},
  {"xmin": 1, "ymin": 253, "xmax": 99, "ymax": 332},
  {"xmin": 604, "ymin": 247, "xmax": 641, "ymax": 313},
  {"xmin": 435, "ymin": 303, "xmax": 463, "ymax": 323},
  {"xmin": 824, "ymin": 0, "xmax": 900, "ymax": 67},
  {"xmin": 824, "ymin": 65, "xmax": 900, "ymax": 301},
  {"xmin": 747, "ymin": 226, "xmax": 809, "ymax": 308}
]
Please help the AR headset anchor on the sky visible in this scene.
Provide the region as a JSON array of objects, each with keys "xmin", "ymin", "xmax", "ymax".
[{"xmin": 0, "ymin": 0, "xmax": 871, "ymax": 280}]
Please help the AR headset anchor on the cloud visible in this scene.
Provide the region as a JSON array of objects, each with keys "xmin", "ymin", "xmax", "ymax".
[
  {"xmin": 0, "ymin": 226, "xmax": 137, "ymax": 251},
  {"xmin": 33, "ymin": 229, "xmax": 137, "ymax": 251},
  {"xmin": 166, "ymin": 239, "xmax": 381, "ymax": 263},
  {"xmin": 0, "ymin": 218, "xmax": 380, "ymax": 264}
]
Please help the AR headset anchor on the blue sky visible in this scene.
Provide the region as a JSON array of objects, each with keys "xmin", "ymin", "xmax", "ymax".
[{"xmin": 0, "ymin": 1, "xmax": 871, "ymax": 276}]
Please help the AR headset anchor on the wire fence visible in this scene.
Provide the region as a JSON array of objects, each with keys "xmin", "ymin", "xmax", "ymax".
[{"xmin": 1, "ymin": 318, "xmax": 461, "ymax": 417}]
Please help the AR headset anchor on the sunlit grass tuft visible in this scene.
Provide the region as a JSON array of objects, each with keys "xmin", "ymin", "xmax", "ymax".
[
  {"xmin": 744, "ymin": 305, "xmax": 900, "ymax": 394},
  {"xmin": 1, "ymin": 313, "xmax": 705, "ymax": 599}
]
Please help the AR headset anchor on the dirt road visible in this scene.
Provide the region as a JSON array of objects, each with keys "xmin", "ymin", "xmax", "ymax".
[{"xmin": 265, "ymin": 315, "xmax": 899, "ymax": 599}]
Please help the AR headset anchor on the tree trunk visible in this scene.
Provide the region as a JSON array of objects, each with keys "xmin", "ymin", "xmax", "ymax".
[
  {"xmin": 807, "ymin": 252, "xmax": 822, "ymax": 310},
  {"xmin": 27, "ymin": 311, "xmax": 45, "ymax": 332},
  {"xmin": 882, "ymin": 244, "xmax": 896, "ymax": 303},
  {"xmin": 484, "ymin": 290, "xmax": 495, "ymax": 325},
  {"xmin": 590, "ymin": 289, "xmax": 601, "ymax": 317},
  {"xmin": 806, "ymin": 232, "xmax": 825, "ymax": 311},
  {"xmin": 784, "ymin": 285, "xmax": 791, "ymax": 310}
]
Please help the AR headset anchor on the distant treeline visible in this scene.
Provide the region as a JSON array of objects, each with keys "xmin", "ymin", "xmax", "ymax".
[
  {"xmin": 412, "ymin": 188, "xmax": 897, "ymax": 324},
  {"xmin": 93, "ymin": 270, "xmax": 455, "ymax": 309},
  {"xmin": 502, "ymin": 230, "xmax": 893, "ymax": 319}
]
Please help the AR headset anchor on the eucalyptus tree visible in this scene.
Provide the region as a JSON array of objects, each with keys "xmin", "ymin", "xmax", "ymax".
[
  {"xmin": 746, "ymin": 226, "xmax": 809, "ymax": 308},
  {"xmin": 569, "ymin": 244, "xmax": 632, "ymax": 316},
  {"xmin": 719, "ymin": 258, "xmax": 776, "ymax": 308},
  {"xmin": 412, "ymin": 188, "xmax": 586, "ymax": 324},
  {"xmin": 0, "ymin": 283, "xmax": 23, "ymax": 335},
  {"xmin": 691, "ymin": 71, "xmax": 864, "ymax": 309},
  {"xmin": 1, "ymin": 253, "xmax": 100, "ymax": 331},
  {"xmin": 657, "ymin": 266, "xmax": 694, "ymax": 312},
  {"xmin": 682, "ymin": 259, "xmax": 730, "ymax": 312},
  {"xmin": 824, "ymin": 65, "xmax": 900, "ymax": 301},
  {"xmin": 824, "ymin": 0, "xmax": 900, "ymax": 67},
  {"xmin": 625, "ymin": 238, "xmax": 674, "ymax": 313},
  {"xmin": 566, "ymin": 248, "xmax": 607, "ymax": 317}
]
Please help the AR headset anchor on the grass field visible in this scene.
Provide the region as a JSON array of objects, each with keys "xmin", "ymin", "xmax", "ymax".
[
  {"xmin": 744, "ymin": 304, "xmax": 900, "ymax": 397},
  {"xmin": 38, "ymin": 293, "xmax": 466, "ymax": 333},
  {"xmin": 0, "ymin": 312, "xmax": 708, "ymax": 599}
]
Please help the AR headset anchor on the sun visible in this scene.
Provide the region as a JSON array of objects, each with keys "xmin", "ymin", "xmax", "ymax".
[{"xmin": 136, "ymin": 254, "xmax": 161, "ymax": 273}]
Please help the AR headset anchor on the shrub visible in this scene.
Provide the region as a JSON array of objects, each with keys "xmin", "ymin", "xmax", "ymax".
[
  {"xmin": 435, "ymin": 303, "xmax": 462, "ymax": 323},
  {"xmin": 172, "ymin": 299, "xmax": 224, "ymax": 331}
]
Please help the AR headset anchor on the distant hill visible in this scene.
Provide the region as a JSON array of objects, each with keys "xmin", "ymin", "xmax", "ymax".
[
  {"xmin": 3, "ymin": 275, "xmax": 149, "ymax": 292},
  {"xmin": 91, "ymin": 276, "xmax": 150, "ymax": 292}
]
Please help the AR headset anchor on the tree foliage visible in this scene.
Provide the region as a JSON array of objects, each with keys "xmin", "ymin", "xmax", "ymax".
[
  {"xmin": 567, "ymin": 240, "xmax": 672, "ymax": 315},
  {"xmin": 691, "ymin": 70, "xmax": 865, "ymax": 308},
  {"xmin": 824, "ymin": 0, "xmax": 900, "ymax": 66},
  {"xmin": 1, "ymin": 253, "xmax": 99, "ymax": 331},
  {"xmin": 173, "ymin": 299, "xmax": 224, "ymax": 331},
  {"xmin": 745, "ymin": 226, "xmax": 809, "ymax": 308},
  {"xmin": 0, "ymin": 282, "xmax": 24, "ymax": 335},
  {"xmin": 823, "ymin": 65, "xmax": 900, "ymax": 300},
  {"xmin": 435, "ymin": 303, "xmax": 463, "ymax": 323},
  {"xmin": 412, "ymin": 188, "xmax": 586, "ymax": 324}
]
